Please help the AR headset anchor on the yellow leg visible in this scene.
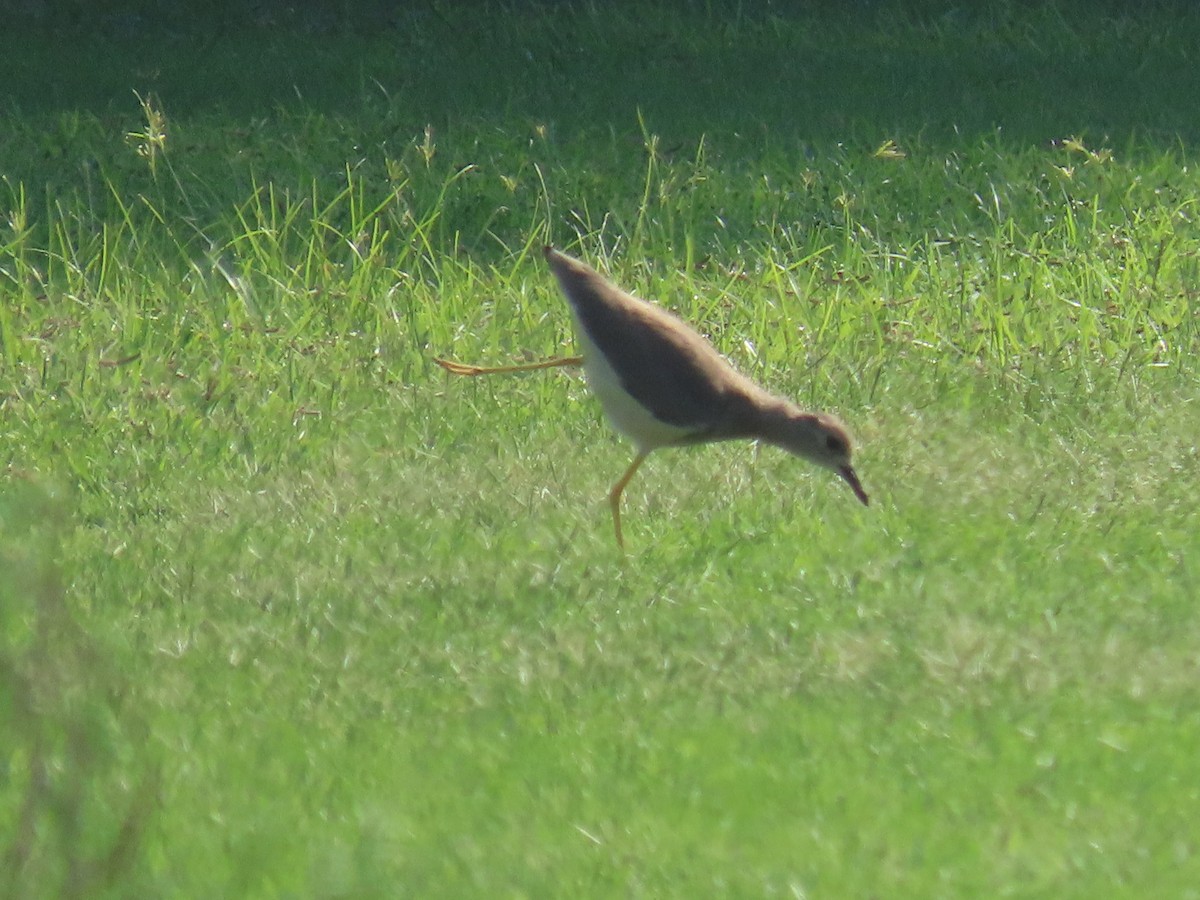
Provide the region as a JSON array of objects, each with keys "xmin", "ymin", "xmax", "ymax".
[
  {"xmin": 434, "ymin": 355, "xmax": 583, "ymax": 376},
  {"xmin": 608, "ymin": 452, "xmax": 649, "ymax": 552}
]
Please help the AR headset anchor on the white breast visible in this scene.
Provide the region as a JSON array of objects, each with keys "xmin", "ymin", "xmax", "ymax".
[{"xmin": 573, "ymin": 320, "xmax": 695, "ymax": 453}]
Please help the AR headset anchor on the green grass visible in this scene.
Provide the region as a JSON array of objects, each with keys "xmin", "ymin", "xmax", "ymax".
[{"xmin": 3, "ymin": 2, "xmax": 1200, "ymax": 896}]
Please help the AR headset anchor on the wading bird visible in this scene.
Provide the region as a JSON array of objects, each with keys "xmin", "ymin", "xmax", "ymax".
[{"xmin": 436, "ymin": 246, "xmax": 869, "ymax": 549}]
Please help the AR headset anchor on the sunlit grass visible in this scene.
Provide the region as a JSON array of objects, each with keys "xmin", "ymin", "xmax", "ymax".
[{"xmin": 2, "ymin": 2, "xmax": 1200, "ymax": 897}]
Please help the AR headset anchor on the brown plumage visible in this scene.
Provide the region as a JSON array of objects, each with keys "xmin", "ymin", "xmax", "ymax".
[{"xmin": 436, "ymin": 246, "xmax": 868, "ymax": 549}]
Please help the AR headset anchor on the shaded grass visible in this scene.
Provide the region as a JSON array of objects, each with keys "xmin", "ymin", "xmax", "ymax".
[{"xmin": 9, "ymin": 1, "xmax": 1200, "ymax": 145}]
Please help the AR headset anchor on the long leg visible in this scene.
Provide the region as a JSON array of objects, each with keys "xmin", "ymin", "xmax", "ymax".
[
  {"xmin": 608, "ymin": 451, "xmax": 649, "ymax": 552},
  {"xmin": 434, "ymin": 356, "xmax": 583, "ymax": 376}
]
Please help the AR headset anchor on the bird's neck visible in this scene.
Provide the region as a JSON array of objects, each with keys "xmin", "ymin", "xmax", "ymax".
[
  {"xmin": 714, "ymin": 385, "xmax": 796, "ymax": 444},
  {"xmin": 748, "ymin": 396, "xmax": 804, "ymax": 445}
]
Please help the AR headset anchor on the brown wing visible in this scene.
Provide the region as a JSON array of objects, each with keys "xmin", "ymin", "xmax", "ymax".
[{"xmin": 545, "ymin": 248, "xmax": 748, "ymax": 433}]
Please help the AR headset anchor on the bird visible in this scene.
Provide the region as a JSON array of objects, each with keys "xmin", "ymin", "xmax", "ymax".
[{"xmin": 435, "ymin": 245, "xmax": 869, "ymax": 550}]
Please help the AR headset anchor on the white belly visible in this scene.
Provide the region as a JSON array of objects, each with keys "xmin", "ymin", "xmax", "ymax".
[{"xmin": 574, "ymin": 324, "xmax": 694, "ymax": 452}]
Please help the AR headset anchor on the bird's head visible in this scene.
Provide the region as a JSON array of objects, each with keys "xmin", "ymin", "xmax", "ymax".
[{"xmin": 770, "ymin": 409, "xmax": 870, "ymax": 506}]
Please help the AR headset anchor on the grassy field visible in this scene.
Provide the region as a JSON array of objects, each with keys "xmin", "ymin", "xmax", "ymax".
[{"xmin": 3, "ymin": 2, "xmax": 1199, "ymax": 896}]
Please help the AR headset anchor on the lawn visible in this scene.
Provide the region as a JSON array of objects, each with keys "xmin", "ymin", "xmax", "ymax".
[{"xmin": 2, "ymin": 2, "xmax": 1199, "ymax": 896}]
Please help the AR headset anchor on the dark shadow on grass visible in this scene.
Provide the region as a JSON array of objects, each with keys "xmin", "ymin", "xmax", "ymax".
[{"xmin": 4, "ymin": 0, "xmax": 1200, "ymax": 149}]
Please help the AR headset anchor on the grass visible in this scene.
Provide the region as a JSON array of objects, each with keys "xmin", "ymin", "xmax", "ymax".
[{"xmin": 2, "ymin": 1, "xmax": 1200, "ymax": 896}]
